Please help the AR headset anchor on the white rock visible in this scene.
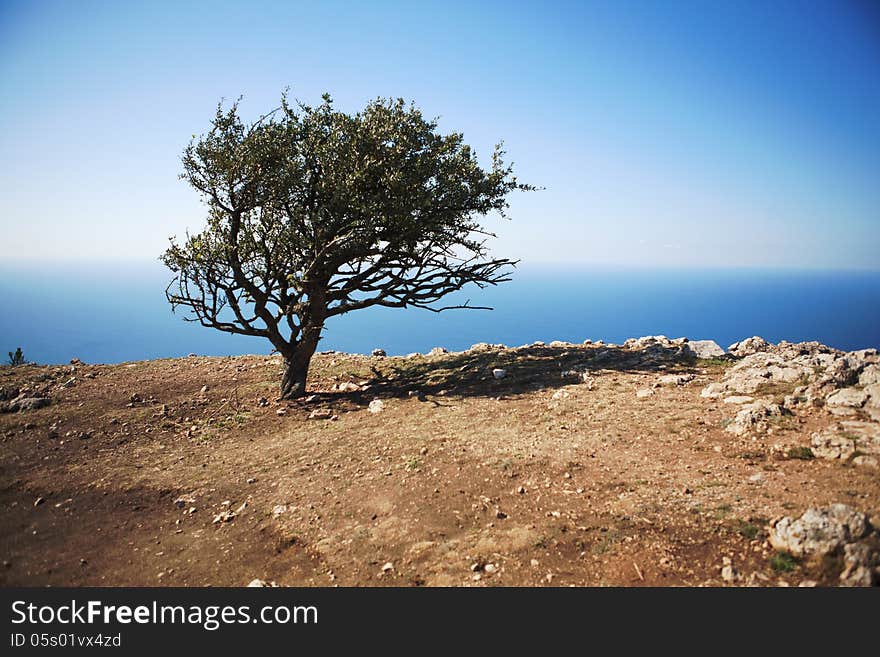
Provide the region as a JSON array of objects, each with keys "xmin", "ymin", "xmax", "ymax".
[
  {"xmin": 685, "ymin": 340, "xmax": 725, "ymax": 359},
  {"xmin": 658, "ymin": 373, "xmax": 695, "ymax": 386},
  {"xmin": 636, "ymin": 388, "xmax": 655, "ymax": 398},
  {"xmin": 723, "ymin": 396, "xmax": 754, "ymax": 404},
  {"xmin": 368, "ymin": 399, "xmax": 385, "ymax": 414},
  {"xmin": 492, "ymin": 369, "xmax": 507, "ymax": 379},
  {"xmin": 768, "ymin": 504, "xmax": 869, "ymax": 558},
  {"xmin": 825, "ymin": 387, "xmax": 868, "ymax": 415},
  {"xmin": 728, "ymin": 336, "xmax": 771, "ymax": 357}
]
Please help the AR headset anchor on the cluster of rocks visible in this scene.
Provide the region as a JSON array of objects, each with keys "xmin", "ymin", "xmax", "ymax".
[
  {"xmin": 768, "ymin": 504, "xmax": 879, "ymax": 586},
  {"xmin": 0, "ymin": 386, "xmax": 51, "ymax": 413},
  {"xmin": 698, "ymin": 336, "xmax": 880, "ymax": 464}
]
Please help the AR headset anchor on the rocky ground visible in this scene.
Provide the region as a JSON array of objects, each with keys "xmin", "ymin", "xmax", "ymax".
[{"xmin": 1, "ymin": 336, "xmax": 879, "ymax": 587}]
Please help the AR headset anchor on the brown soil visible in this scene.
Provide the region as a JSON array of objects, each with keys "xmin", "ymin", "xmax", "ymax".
[{"xmin": 2, "ymin": 345, "xmax": 878, "ymax": 587}]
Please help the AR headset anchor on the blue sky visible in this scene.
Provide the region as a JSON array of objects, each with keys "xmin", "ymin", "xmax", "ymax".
[{"xmin": 1, "ymin": 0, "xmax": 878, "ymax": 269}]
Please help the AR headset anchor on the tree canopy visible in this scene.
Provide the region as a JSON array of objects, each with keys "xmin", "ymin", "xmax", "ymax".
[{"xmin": 163, "ymin": 93, "xmax": 533, "ymax": 398}]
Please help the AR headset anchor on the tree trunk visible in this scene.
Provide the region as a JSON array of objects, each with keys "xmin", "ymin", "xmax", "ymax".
[{"xmin": 279, "ymin": 338, "xmax": 319, "ymax": 399}]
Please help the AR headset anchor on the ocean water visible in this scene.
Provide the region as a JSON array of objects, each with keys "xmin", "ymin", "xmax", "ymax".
[{"xmin": 1, "ymin": 262, "xmax": 878, "ymax": 365}]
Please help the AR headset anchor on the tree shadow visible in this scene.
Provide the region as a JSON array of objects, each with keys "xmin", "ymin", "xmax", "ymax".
[{"xmin": 302, "ymin": 343, "xmax": 720, "ymax": 409}]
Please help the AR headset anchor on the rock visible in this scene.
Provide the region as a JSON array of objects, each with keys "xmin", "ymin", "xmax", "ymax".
[
  {"xmin": 825, "ymin": 387, "xmax": 868, "ymax": 416},
  {"xmin": 811, "ymin": 431, "xmax": 856, "ymax": 461},
  {"xmin": 469, "ymin": 343, "xmax": 491, "ymax": 352},
  {"xmin": 212, "ymin": 510, "xmax": 236, "ymax": 524},
  {"xmin": 272, "ymin": 504, "xmax": 288, "ymax": 518},
  {"xmin": 492, "ymin": 369, "xmax": 507, "ymax": 380},
  {"xmin": 658, "ymin": 373, "xmax": 695, "ymax": 386},
  {"xmin": 200, "ymin": 385, "xmax": 209, "ymax": 394},
  {"xmin": 685, "ymin": 340, "xmax": 725, "ymax": 359},
  {"xmin": 428, "ymin": 347, "xmax": 448, "ymax": 356},
  {"xmin": 700, "ymin": 383, "xmax": 726, "ymax": 399},
  {"xmin": 381, "ymin": 562, "xmax": 394, "ymax": 573},
  {"xmin": 551, "ymin": 390, "xmax": 570, "ymax": 400},
  {"xmin": 3, "ymin": 397, "xmax": 51, "ymax": 413},
  {"xmin": 257, "ymin": 397, "xmax": 269, "ymax": 407},
  {"xmin": 334, "ymin": 381, "xmax": 360, "ymax": 393},
  {"xmin": 549, "ymin": 341, "xmax": 569, "ymax": 348},
  {"xmin": 34, "ymin": 497, "xmax": 45, "ymax": 507},
  {"xmin": 721, "ymin": 564, "xmax": 737, "ymax": 583},
  {"xmin": 371, "ymin": 348, "xmax": 386, "ymax": 357},
  {"xmin": 768, "ymin": 504, "xmax": 869, "ymax": 558},
  {"xmin": 839, "ymin": 542, "xmax": 878, "ymax": 587},
  {"xmin": 368, "ymin": 399, "xmax": 385, "ymax": 414},
  {"xmin": 276, "ymin": 408, "xmax": 287, "ymax": 416},
  {"xmin": 636, "ymin": 388, "xmax": 655, "ymax": 398},
  {"xmin": 723, "ymin": 396, "xmax": 754, "ymax": 404},
  {"xmin": 859, "ymin": 364, "xmax": 880, "ymax": 386},
  {"xmin": 247, "ymin": 579, "xmax": 278, "ymax": 587},
  {"xmin": 174, "ymin": 495, "xmax": 196, "ymax": 509},
  {"xmin": 724, "ymin": 400, "xmax": 785, "ymax": 435},
  {"xmin": 308, "ymin": 408, "xmax": 333, "ymax": 420},
  {"xmin": 728, "ymin": 336, "xmax": 771, "ymax": 357}
]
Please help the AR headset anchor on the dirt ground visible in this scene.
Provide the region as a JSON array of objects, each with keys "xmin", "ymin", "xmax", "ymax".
[{"xmin": 2, "ymin": 343, "xmax": 878, "ymax": 587}]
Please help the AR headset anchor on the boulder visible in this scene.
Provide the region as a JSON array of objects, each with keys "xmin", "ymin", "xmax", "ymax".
[
  {"xmin": 768, "ymin": 504, "xmax": 869, "ymax": 558},
  {"xmin": 811, "ymin": 431, "xmax": 856, "ymax": 461},
  {"xmin": 825, "ymin": 387, "xmax": 868, "ymax": 416},
  {"xmin": 371, "ymin": 348, "xmax": 386, "ymax": 357},
  {"xmin": 724, "ymin": 400, "xmax": 785, "ymax": 435},
  {"xmin": 859, "ymin": 364, "xmax": 880, "ymax": 386},
  {"xmin": 684, "ymin": 340, "xmax": 725, "ymax": 359},
  {"xmin": 727, "ymin": 336, "xmax": 771, "ymax": 357},
  {"xmin": 839, "ymin": 543, "xmax": 878, "ymax": 587}
]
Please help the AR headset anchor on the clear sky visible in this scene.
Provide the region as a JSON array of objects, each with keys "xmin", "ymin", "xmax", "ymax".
[{"xmin": 1, "ymin": 0, "xmax": 878, "ymax": 269}]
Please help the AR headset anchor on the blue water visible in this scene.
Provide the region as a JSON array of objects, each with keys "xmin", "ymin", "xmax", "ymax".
[{"xmin": 1, "ymin": 262, "xmax": 878, "ymax": 365}]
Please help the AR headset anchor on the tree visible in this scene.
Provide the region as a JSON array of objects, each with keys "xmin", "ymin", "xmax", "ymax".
[{"xmin": 163, "ymin": 93, "xmax": 533, "ymax": 399}]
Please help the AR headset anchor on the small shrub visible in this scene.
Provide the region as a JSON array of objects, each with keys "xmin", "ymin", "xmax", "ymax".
[
  {"xmin": 770, "ymin": 551, "xmax": 799, "ymax": 573},
  {"xmin": 786, "ymin": 446, "xmax": 814, "ymax": 460},
  {"xmin": 7, "ymin": 347, "xmax": 25, "ymax": 366}
]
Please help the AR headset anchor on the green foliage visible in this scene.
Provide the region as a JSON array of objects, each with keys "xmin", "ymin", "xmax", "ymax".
[
  {"xmin": 770, "ymin": 551, "xmax": 799, "ymax": 573},
  {"xmin": 786, "ymin": 446, "xmax": 815, "ymax": 460},
  {"xmin": 7, "ymin": 347, "xmax": 25, "ymax": 366}
]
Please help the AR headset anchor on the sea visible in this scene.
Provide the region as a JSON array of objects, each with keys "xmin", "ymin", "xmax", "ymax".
[{"xmin": 1, "ymin": 262, "xmax": 878, "ymax": 365}]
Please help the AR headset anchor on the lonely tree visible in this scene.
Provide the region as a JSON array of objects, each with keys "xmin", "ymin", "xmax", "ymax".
[{"xmin": 163, "ymin": 94, "xmax": 532, "ymax": 398}]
